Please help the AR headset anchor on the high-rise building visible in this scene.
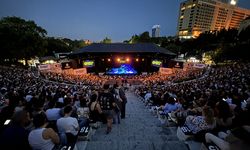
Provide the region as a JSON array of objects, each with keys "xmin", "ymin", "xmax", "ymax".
[
  {"xmin": 152, "ymin": 25, "xmax": 160, "ymax": 37},
  {"xmin": 177, "ymin": 0, "xmax": 250, "ymax": 39},
  {"xmin": 218, "ymin": 0, "xmax": 238, "ymax": 5}
]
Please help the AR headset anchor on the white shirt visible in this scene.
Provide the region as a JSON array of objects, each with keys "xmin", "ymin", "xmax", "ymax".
[
  {"xmin": 57, "ymin": 116, "xmax": 79, "ymax": 136},
  {"xmin": 28, "ymin": 128, "xmax": 55, "ymax": 150},
  {"xmin": 25, "ymin": 95, "xmax": 33, "ymax": 102},
  {"xmin": 144, "ymin": 93, "xmax": 152, "ymax": 101}
]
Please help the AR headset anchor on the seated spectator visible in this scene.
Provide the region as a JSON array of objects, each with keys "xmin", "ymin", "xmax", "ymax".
[
  {"xmin": 89, "ymin": 93, "xmax": 103, "ymax": 123},
  {"xmin": 185, "ymin": 106, "xmax": 216, "ymax": 134},
  {"xmin": 76, "ymin": 95, "xmax": 90, "ymax": 128},
  {"xmin": 215, "ymin": 100, "xmax": 234, "ymax": 129},
  {"xmin": 205, "ymin": 125, "xmax": 250, "ymax": 150},
  {"xmin": 144, "ymin": 90, "xmax": 152, "ymax": 103},
  {"xmin": 161, "ymin": 97, "xmax": 180, "ymax": 114},
  {"xmin": 28, "ymin": 112, "xmax": 60, "ymax": 150},
  {"xmin": 31, "ymin": 98, "xmax": 45, "ymax": 117},
  {"xmin": 0, "ymin": 110, "xmax": 31, "ymax": 150},
  {"xmin": 45, "ymin": 101, "xmax": 61, "ymax": 121},
  {"xmin": 57, "ymin": 105, "xmax": 79, "ymax": 146}
]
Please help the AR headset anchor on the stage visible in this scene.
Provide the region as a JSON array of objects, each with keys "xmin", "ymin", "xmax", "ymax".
[{"xmin": 68, "ymin": 43, "xmax": 177, "ymax": 75}]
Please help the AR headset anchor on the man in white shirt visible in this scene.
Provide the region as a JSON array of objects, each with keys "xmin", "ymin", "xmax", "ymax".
[{"xmin": 57, "ymin": 106, "xmax": 79, "ymax": 136}]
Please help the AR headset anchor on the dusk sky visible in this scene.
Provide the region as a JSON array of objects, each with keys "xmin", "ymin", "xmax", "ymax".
[{"xmin": 0, "ymin": 0, "xmax": 250, "ymax": 42}]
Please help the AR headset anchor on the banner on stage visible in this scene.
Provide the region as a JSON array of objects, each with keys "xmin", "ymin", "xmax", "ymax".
[
  {"xmin": 159, "ymin": 67, "xmax": 173, "ymax": 75},
  {"xmin": 74, "ymin": 68, "xmax": 87, "ymax": 75},
  {"xmin": 38, "ymin": 64, "xmax": 50, "ymax": 71},
  {"xmin": 193, "ymin": 63, "xmax": 206, "ymax": 69},
  {"xmin": 38, "ymin": 63, "xmax": 62, "ymax": 73},
  {"xmin": 63, "ymin": 69, "xmax": 74, "ymax": 75}
]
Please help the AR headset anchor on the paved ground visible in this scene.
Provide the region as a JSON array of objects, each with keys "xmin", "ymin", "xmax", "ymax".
[{"xmin": 76, "ymin": 92, "xmax": 188, "ymax": 150}]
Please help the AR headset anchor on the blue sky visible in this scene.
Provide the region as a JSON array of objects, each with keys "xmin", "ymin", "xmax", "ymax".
[{"xmin": 0, "ymin": 0, "xmax": 250, "ymax": 42}]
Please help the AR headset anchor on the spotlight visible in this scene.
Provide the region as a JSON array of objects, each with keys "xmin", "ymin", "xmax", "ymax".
[
  {"xmin": 142, "ymin": 58, "xmax": 144, "ymax": 61},
  {"xmin": 108, "ymin": 58, "xmax": 111, "ymax": 62},
  {"xmin": 117, "ymin": 58, "xmax": 120, "ymax": 62},
  {"xmin": 102, "ymin": 59, "xmax": 104, "ymax": 61},
  {"xmin": 136, "ymin": 58, "xmax": 139, "ymax": 62},
  {"xmin": 126, "ymin": 58, "xmax": 130, "ymax": 62}
]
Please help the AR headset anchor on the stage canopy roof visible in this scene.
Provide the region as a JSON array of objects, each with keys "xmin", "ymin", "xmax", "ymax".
[{"xmin": 70, "ymin": 43, "xmax": 176, "ymax": 56}]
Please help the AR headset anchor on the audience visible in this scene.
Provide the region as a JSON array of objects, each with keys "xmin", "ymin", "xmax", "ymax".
[
  {"xmin": 57, "ymin": 106, "xmax": 79, "ymax": 146},
  {"xmin": 0, "ymin": 110, "xmax": 31, "ymax": 149},
  {"xmin": 28, "ymin": 112, "xmax": 59, "ymax": 150},
  {"xmin": 0, "ymin": 62, "xmax": 249, "ymax": 149}
]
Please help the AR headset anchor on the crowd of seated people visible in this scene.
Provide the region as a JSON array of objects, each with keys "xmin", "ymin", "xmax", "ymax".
[
  {"xmin": 0, "ymin": 66, "xmax": 124, "ymax": 149},
  {"xmin": 1, "ymin": 62, "xmax": 250, "ymax": 150},
  {"xmin": 135, "ymin": 63, "xmax": 250, "ymax": 150}
]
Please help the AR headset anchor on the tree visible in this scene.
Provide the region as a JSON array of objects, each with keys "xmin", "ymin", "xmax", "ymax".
[
  {"xmin": 239, "ymin": 26, "xmax": 250, "ymax": 42},
  {"xmin": 0, "ymin": 16, "xmax": 47, "ymax": 64},
  {"xmin": 45, "ymin": 37, "xmax": 71, "ymax": 55},
  {"xmin": 101, "ymin": 37, "xmax": 112, "ymax": 43},
  {"xmin": 138, "ymin": 32, "xmax": 150, "ymax": 43}
]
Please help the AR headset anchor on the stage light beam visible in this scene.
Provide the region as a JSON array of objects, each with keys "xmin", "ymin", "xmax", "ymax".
[
  {"xmin": 117, "ymin": 58, "xmax": 120, "ymax": 62},
  {"xmin": 126, "ymin": 58, "xmax": 130, "ymax": 62}
]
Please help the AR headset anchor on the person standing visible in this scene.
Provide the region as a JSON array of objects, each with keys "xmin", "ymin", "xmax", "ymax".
[
  {"xmin": 119, "ymin": 83, "xmax": 127, "ymax": 119},
  {"xmin": 98, "ymin": 84, "xmax": 116, "ymax": 134},
  {"xmin": 112, "ymin": 83, "xmax": 122, "ymax": 124}
]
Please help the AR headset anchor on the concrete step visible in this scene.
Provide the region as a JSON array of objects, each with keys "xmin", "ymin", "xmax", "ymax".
[
  {"xmin": 85, "ymin": 141, "xmax": 188, "ymax": 150},
  {"xmin": 77, "ymin": 92, "xmax": 188, "ymax": 150}
]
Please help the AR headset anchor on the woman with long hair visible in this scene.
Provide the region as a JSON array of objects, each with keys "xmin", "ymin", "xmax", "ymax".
[
  {"xmin": 215, "ymin": 100, "xmax": 234, "ymax": 129},
  {"xmin": 185, "ymin": 106, "xmax": 216, "ymax": 134}
]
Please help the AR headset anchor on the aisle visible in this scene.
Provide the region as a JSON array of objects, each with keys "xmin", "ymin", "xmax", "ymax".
[{"xmin": 77, "ymin": 92, "xmax": 188, "ymax": 150}]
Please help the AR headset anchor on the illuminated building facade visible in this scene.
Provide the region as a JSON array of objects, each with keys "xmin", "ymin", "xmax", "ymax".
[
  {"xmin": 152, "ymin": 25, "xmax": 160, "ymax": 37},
  {"xmin": 177, "ymin": 0, "xmax": 250, "ymax": 39}
]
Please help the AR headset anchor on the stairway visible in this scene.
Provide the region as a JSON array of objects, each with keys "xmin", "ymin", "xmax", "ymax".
[{"xmin": 76, "ymin": 92, "xmax": 188, "ymax": 150}]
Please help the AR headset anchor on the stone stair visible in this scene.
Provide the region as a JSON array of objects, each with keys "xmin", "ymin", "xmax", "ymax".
[{"xmin": 76, "ymin": 92, "xmax": 189, "ymax": 150}]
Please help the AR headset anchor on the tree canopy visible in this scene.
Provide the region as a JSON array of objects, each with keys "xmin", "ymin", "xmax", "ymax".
[
  {"xmin": 125, "ymin": 27, "xmax": 250, "ymax": 62},
  {"xmin": 0, "ymin": 16, "xmax": 47, "ymax": 62},
  {"xmin": 101, "ymin": 37, "xmax": 112, "ymax": 43}
]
